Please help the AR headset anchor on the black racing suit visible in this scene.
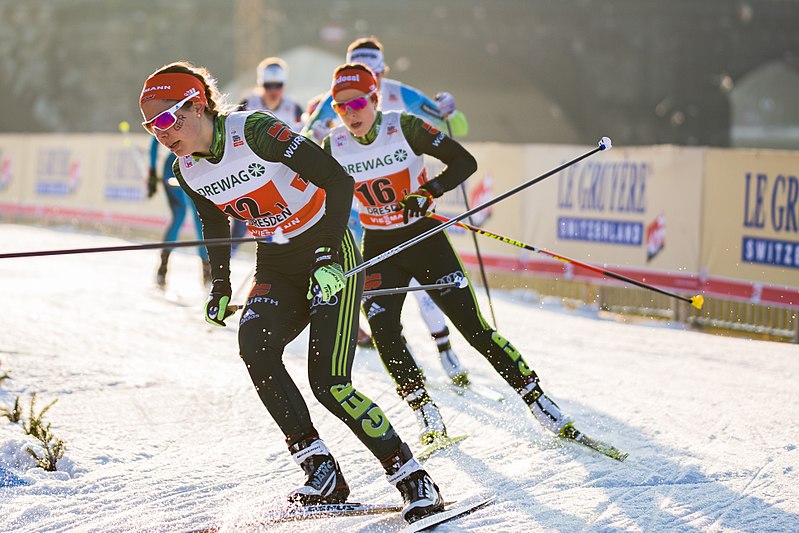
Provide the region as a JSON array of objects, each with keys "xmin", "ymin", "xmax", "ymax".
[
  {"xmin": 325, "ymin": 112, "xmax": 544, "ymax": 399},
  {"xmin": 173, "ymin": 112, "xmax": 404, "ymax": 461}
]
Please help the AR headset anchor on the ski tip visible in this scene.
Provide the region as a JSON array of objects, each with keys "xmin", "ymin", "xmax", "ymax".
[
  {"xmin": 598, "ymin": 136, "xmax": 613, "ymax": 151},
  {"xmin": 417, "ymin": 435, "xmax": 469, "ymax": 461},
  {"xmin": 400, "ymin": 495, "xmax": 495, "ymax": 533},
  {"xmin": 690, "ymin": 294, "xmax": 704, "ymax": 310},
  {"xmin": 559, "ymin": 423, "xmax": 628, "ymax": 462}
]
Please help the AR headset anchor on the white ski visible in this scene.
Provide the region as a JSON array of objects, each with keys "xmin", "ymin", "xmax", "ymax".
[{"xmin": 400, "ymin": 495, "xmax": 495, "ymax": 532}]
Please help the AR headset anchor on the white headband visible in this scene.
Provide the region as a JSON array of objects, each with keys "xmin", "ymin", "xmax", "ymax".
[
  {"xmin": 346, "ymin": 48, "xmax": 385, "ymax": 74},
  {"xmin": 257, "ymin": 64, "xmax": 286, "ymax": 85}
]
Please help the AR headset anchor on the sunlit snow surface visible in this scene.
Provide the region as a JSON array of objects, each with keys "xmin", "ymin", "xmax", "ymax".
[{"xmin": 1, "ymin": 224, "xmax": 797, "ymax": 532}]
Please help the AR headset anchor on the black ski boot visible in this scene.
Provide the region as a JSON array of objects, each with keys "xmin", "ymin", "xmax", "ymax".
[
  {"xmin": 520, "ymin": 379, "xmax": 572, "ymax": 435},
  {"xmin": 287, "ymin": 437, "xmax": 350, "ymax": 505},
  {"xmin": 404, "ymin": 388, "xmax": 447, "ymax": 445},
  {"xmin": 384, "ymin": 442, "xmax": 444, "ymax": 523}
]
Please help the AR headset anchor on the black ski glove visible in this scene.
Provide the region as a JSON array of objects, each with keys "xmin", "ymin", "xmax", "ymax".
[
  {"xmin": 205, "ymin": 278, "xmax": 233, "ymax": 327},
  {"xmin": 147, "ymin": 168, "xmax": 159, "ymax": 198},
  {"xmin": 401, "ymin": 186, "xmax": 435, "ymax": 224}
]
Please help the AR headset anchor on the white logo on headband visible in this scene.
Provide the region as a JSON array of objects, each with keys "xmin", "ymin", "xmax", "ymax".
[
  {"xmin": 335, "ymin": 74, "xmax": 360, "ymax": 84},
  {"xmin": 184, "ymin": 88, "xmax": 200, "ymax": 98},
  {"xmin": 142, "ymin": 85, "xmax": 172, "ymax": 93},
  {"xmin": 347, "ymin": 48, "xmax": 385, "ymax": 73}
]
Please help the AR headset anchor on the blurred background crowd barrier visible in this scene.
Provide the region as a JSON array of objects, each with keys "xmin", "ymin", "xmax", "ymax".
[{"xmin": 0, "ymin": 134, "xmax": 796, "ymax": 342}]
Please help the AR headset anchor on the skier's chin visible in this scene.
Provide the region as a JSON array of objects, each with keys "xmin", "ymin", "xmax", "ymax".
[
  {"xmin": 169, "ymin": 141, "xmax": 187, "ymax": 156},
  {"xmin": 351, "ymin": 122, "xmax": 366, "ymax": 135}
]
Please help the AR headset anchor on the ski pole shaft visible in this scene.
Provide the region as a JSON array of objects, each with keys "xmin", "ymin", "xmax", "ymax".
[
  {"xmin": 428, "ymin": 213, "xmax": 704, "ymax": 310},
  {"xmin": 228, "ymin": 281, "xmax": 465, "ymax": 312},
  {"xmin": 0, "ymin": 235, "xmax": 284, "ymax": 260},
  {"xmin": 344, "ymin": 137, "xmax": 612, "ymax": 279},
  {"xmin": 361, "ymin": 280, "xmax": 464, "ymax": 298}
]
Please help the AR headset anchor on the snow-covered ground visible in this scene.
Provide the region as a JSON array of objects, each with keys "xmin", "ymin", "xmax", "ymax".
[{"xmin": 1, "ymin": 223, "xmax": 798, "ymax": 532}]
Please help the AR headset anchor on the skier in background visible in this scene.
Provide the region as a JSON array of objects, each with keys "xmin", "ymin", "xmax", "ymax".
[
  {"xmin": 147, "ymin": 136, "xmax": 211, "ymax": 289},
  {"xmin": 304, "ymin": 35, "xmax": 471, "ymax": 387},
  {"xmin": 230, "ymin": 57, "xmax": 305, "ymax": 255},
  {"xmin": 238, "ymin": 57, "xmax": 304, "ymax": 129}
]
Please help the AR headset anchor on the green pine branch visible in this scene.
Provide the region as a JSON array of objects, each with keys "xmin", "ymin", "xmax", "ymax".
[
  {"xmin": 0, "ymin": 395, "xmax": 22, "ymax": 423},
  {"xmin": 22, "ymin": 394, "xmax": 65, "ymax": 472}
]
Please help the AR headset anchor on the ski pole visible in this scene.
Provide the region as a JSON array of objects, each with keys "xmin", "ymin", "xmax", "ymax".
[
  {"xmin": 227, "ymin": 280, "xmax": 468, "ymax": 313},
  {"xmin": 362, "ymin": 278, "xmax": 467, "ymax": 298},
  {"xmin": 446, "ymin": 118, "xmax": 498, "ymax": 329},
  {"xmin": 0, "ymin": 231, "xmax": 289, "ymax": 260},
  {"xmin": 343, "ymin": 137, "xmax": 612, "ymax": 279},
  {"xmin": 428, "ymin": 212, "xmax": 704, "ymax": 310}
]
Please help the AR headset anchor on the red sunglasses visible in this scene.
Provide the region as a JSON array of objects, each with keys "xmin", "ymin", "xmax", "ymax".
[{"xmin": 331, "ymin": 90, "xmax": 376, "ymax": 115}]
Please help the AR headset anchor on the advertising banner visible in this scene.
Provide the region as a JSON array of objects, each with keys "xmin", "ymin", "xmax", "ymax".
[
  {"xmin": 520, "ymin": 144, "xmax": 704, "ymax": 281},
  {"xmin": 0, "ymin": 133, "xmax": 169, "ymax": 230},
  {"xmin": 0, "ymin": 135, "xmax": 28, "ymax": 204},
  {"xmin": 702, "ymin": 148, "xmax": 799, "ymax": 290},
  {"xmin": 2, "ymin": 134, "xmax": 797, "ymax": 308}
]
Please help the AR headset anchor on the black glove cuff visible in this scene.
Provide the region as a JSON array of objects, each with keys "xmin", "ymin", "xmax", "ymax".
[
  {"xmin": 211, "ymin": 278, "xmax": 231, "ymax": 294},
  {"xmin": 420, "ymin": 180, "xmax": 444, "ymax": 198},
  {"xmin": 311, "ymin": 247, "xmax": 339, "ymax": 270}
]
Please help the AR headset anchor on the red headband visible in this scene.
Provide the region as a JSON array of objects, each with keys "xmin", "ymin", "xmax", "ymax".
[
  {"xmin": 139, "ymin": 72, "xmax": 207, "ymax": 107},
  {"xmin": 331, "ymin": 67, "xmax": 377, "ymax": 100}
]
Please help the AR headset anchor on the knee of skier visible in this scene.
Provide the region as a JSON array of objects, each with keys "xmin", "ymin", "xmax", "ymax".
[
  {"xmin": 364, "ymin": 309, "xmax": 402, "ymax": 351},
  {"xmin": 315, "ymin": 380, "xmax": 393, "ymax": 439},
  {"xmin": 310, "ymin": 378, "xmax": 360, "ymax": 419},
  {"xmin": 308, "ymin": 375, "xmax": 346, "ymax": 411},
  {"xmin": 238, "ymin": 328, "xmax": 283, "ymax": 365},
  {"xmin": 371, "ymin": 330, "xmax": 409, "ymax": 354},
  {"xmin": 465, "ymin": 326, "xmax": 497, "ymax": 350}
]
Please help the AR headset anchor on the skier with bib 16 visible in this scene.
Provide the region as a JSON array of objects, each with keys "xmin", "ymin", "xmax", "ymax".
[{"xmin": 321, "ymin": 63, "xmax": 578, "ymax": 447}]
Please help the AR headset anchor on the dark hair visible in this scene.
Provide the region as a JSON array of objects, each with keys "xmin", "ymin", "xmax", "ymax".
[
  {"xmin": 147, "ymin": 61, "xmax": 231, "ymax": 115},
  {"xmin": 347, "ymin": 35, "xmax": 383, "ymax": 53}
]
